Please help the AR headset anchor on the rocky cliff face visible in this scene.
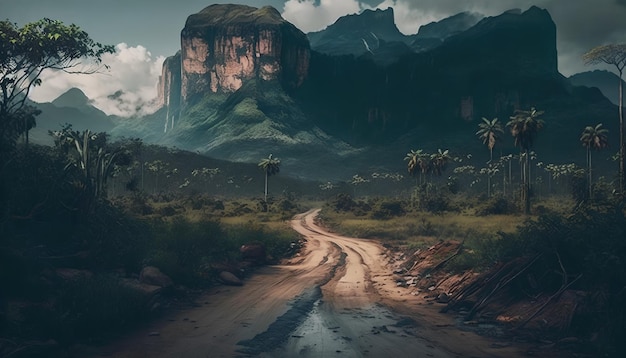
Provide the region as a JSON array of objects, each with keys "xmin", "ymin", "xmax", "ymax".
[
  {"xmin": 163, "ymin": 4, "xmax": 310, "ymax": 106},
  {"xmin": 297, "ymin": 6, "xmax": 562, "ymax": 145}
]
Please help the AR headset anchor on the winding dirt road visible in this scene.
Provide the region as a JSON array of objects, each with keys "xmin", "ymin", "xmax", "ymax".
[{"xmin": 87, "ymin": 209, "xmax": 525, "ymax": 358}]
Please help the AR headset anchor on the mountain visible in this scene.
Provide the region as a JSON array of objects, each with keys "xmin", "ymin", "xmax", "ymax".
[
  {"xmin": 409, "ymin": 11, "xmax": 484, "ymax": 52},
  {"xmin": 307, "ymin": 8, "xmax": 484, "ymax": 62},
  {"xmin": 158, "ymin": 3, "xmax": 310, "ymax": 110},
  {"xmin": 125, "ymin": 5, "xmax": 618, "ymax": 179},
  {"xmin": 116, "ymin": 4, "xmax": 358, "ymax": 179},
  {"xmin": 29, "ymin": 88, "xmax": 116, "ymax": 145},
  {"xmin": 307, "ymin": 8, "xmax": 407, "ymax": 57},
  {"xmin": 569, "ymin": 70, "xmax": 625, "ymax": 106}
]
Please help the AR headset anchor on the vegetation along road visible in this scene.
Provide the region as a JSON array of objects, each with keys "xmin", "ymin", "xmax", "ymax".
[{"xmin": 88, "ymin": 209, "xmax": 526, "ymax": 358}]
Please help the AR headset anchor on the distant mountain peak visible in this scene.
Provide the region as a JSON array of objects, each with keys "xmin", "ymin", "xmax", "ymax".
[{"xmin": 52, "ymin": 87, "xmax": 90, "ymax": 108}]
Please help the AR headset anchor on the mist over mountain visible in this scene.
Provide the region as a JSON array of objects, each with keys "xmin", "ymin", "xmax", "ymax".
[{"xmin": 36, "ymin": 4, "xmax": 620, "ymax": 180}]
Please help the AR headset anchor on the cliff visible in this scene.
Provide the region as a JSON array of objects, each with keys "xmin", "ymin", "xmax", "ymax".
[
  {"xmin": 172, "ymin": 4, "xmax": 310, "ymax": 106},
  {"xmin": 307, "ymin": 8, "xmax": 406, "ymax": 57},
  {"xmin": 296, "ymin": 6, "xmax": 563, "ymax": 144}
]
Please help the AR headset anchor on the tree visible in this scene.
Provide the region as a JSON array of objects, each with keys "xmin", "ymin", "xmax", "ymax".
[
  {"xmin": 476, "ymin": 117, "xmax": 504, "ymax": 196},
  {"xmin": 430, "ymin": 149, "xmax": 451, "ymax": 176},
  {"xmin": 507, "ymin": 107, "xmax": 544, "ymax": 214},
  {"xmin": 580, "ymin": 123, "xmax": 609, "ymax": 199},
  {"xmin": 0, "ymin": 18, "xmax": 114, "ymax": 157},
  {"xmin": 258, "ymin": 154, "xmax": 280, "ymax": 205},
  {"xmin": 50, "ymin": 128, "xmax": 126, "ymax": 212},
  {"xmin": 583, "ymin": 44, "xmax": 626, "ymax": 192},
  {"xmin": 476, "ymin": 117, "xmax": 504, "ymax": 162},
  {"xmin": 404, "ymin": 149, "xmax": 423, "ymax": 183}
]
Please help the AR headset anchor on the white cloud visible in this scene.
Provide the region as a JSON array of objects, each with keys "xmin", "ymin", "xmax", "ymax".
[
  {"xmin": 282, "ymin": 0, "xmax": 363, "ymax": 33},
  {"xmin": 29, "ymin": 43, "xmax": 165, "ymax": 117}
]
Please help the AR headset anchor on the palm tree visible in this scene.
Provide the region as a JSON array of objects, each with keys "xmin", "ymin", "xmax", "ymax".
[
  {"xmin": 507, "ymin": 107, "xmax": 544, "ymax": 214},
  {"xmin": 404, "ymin": 149, "xmax": 421, "ymax": 183},
  {"xmin": 477, "ymin": 117, "xmax": 503, "ymax": 196},
  {"xmin": 583, "ymin": 44, "xmax": 626, "ymax": 192},
  {"xmin": 430, "ymin": 149, "xmax": 451, "ymax": 176},
  {"xmin": 580, "ymin": 123, "xmax": 609, "ymax": 199},
  {"xmin": 476, "ymin": 117, "xmax": 504, "ymax": 162},
  {"xmin": 258, "ymin": 153, "xmax": 281, "ymax": 204}
]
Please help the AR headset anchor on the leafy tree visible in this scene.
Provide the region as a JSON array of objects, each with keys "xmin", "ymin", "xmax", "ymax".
[
  {"xmin": 507, "ymin": 107, "xmax": 544, "ymax": 214},
  {"xmin": 0, "ymin": 18, "xmax": 114, "ymax": 156},
  {"xmin": 580, "ymin": 123, "xmax": 609, "ymax": 199},
  {"xmin": 258, "ymin": 154, "xmax": 280, "ymax": 204},
  {"xmin": 583, "ymin": 44, "xmax": 626, "ymax": 192}
]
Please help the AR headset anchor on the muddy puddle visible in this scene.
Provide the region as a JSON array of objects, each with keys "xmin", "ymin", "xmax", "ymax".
[{"xmin": 239, "ymin": 295, "xmax": 455, "ymax": 358}]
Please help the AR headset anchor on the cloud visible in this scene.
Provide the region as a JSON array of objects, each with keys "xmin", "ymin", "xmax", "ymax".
[
  {"xmin": 282, "ymin": 0, "xmax": 363, "ymax": 33},
  {"xmin": 29, "ymin": 43, "xmax": 165, "ymax": 117}
]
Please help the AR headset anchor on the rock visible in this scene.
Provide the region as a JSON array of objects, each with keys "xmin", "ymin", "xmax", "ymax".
[
  {"xmin": 436, "ymin": 292, "xmax": 450, "ymax": 303},
  {"xmin": 140, "ymin": 266, "xmax": 173, "ymax": 288},
  {"xmin": 240, "ymin": 243, "xmax": 266, "ymax": 263},
  {"xmin": 159, "ymin": 4, "xmax": 310, "ymax": 108},
  {"xmin": 219, "ymin": 271, "xmax": 243, "ymax": 286}
]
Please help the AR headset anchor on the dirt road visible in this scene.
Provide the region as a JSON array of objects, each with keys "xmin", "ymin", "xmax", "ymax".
[{"xmin": 87, "ymin": 209, "xmax": 525, "ymax": 357}]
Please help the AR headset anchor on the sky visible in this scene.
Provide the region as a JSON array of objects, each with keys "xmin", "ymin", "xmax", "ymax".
[{"xmin": 2, "ymin": 0, "xmax": 626, "ymax": 116}]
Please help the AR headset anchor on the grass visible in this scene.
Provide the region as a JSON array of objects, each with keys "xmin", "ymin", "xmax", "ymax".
[{"xmin": 320, "ymin": 210, "xmax": 525, "ymax": 249}]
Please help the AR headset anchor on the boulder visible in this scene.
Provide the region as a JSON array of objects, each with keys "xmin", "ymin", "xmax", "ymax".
[
  {"xmin": 240, "ymin": 243, "xmax": 266, "ymax": 263},
  {"xmin": 140, "ymin": 266, "xmax": 173, "ymax": 288},
  {"xmin": 219, "ymin": 271, "xmax": 243, "ymax": 286}
]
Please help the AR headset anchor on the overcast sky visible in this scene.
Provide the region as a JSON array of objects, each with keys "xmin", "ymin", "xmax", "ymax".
[{"xmin": 2, "ymin": 0, "xmax": 625, "ymax": 116}]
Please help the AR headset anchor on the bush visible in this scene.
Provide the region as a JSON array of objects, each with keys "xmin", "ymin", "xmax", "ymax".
[
  {"xmin": 476, "ymin": 195, "xmax": 518, "ymax": 216},
  {"xmin": 148, "ymin": 218, "xmax": 229, "ymax": 287},
  {"xmin": 371, "ymin": 200, "xmax": 406, "ymax": 220},
  {"xmin": 18, "ymin": 275, "xmax": 150, "ymax": 344}
]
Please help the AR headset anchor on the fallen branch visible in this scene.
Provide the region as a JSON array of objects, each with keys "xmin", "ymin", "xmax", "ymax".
[{"xmin": 516, "ymin": 273, "xmax": 583, "ymax": 330}]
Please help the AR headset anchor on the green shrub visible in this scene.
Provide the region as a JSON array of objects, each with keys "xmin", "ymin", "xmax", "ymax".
[
  {"xmin": 371, "ymin": 200, "xmax": 406, "ymax": 220},
  {"xmin": 476, "ymin": 195, "xmax": 518, "ymax": 216}
]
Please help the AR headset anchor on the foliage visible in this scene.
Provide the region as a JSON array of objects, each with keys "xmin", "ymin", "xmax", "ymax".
[
  {"xmin": 583, "ymin": 43, "xmax": 626, "ymax": 192},
  {"xmin": 258, "ymin": 153, "xmax": 281, "ymax": 204},
  {"xmin": 476, "ymin": 117, "xmax": 503, "ymax": 159},
  {"xmin": 371, "ymin": 199, "xmax": 407, "ymax": 220},
  {"xmin": 0, "ymin": 18, "xmax": 114, "ymax": 155},
  {"xmin": 580, "ymin": 123, "xmax": 609, "ymax": 199},
  {"xmin": 51, "ymin": 275, "xmax": 149, "ymax": 343},
  {"xmin": 476, "ymin": 195, "xmax": 518, "ymax": 216}
]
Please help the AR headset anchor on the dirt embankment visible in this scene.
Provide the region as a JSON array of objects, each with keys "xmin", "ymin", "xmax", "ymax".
[{"xmin": 81, "ymin": 209, "xmax": 540, "ymax": 358}]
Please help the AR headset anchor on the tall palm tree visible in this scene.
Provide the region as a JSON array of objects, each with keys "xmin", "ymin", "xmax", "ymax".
[
  {"xmin": 477, "ymin": 117, "xmax": 503, "ymax": 196},
  {"xmin": 476, "ymin": 117, "xmax": 504, "ymax": 162},
  {"xmin": 507, "ymin": 107, "xmax": 544, "ymax": 214},
  {"xmin": 258, "ymin": 153, "xmax": 281, "ymax": 204},
  {"xmin": 430, "ymin": 149, "xmax": 451, "ymax": 176},
  {"xmin": 580, "ymin": 123, "xmax": 609, "ymax": 199},
  {"xmin": 404, "ymin": 149, "xmax": 421, "ymax": 183},
  {"xmin": 583, "ymin": 44, "xmax": 626, "ymax": 192}
]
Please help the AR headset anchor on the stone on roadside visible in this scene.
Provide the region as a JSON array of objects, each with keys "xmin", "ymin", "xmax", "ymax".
[
  {"xmin": 140, "ymin": 266, "xmax": 173, "ymax": 288},
  {"xmin": 436, "ymin": 292, "xmax": 450, "ymax": 303},
  {"xmin": 219, "ymin": 271, "xmax": 243, "ymax": 286}
]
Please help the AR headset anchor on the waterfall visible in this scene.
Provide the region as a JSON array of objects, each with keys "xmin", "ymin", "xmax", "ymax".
[{"xmin": 164, "ymin": 107, "xmax": 170, "ymax": 133}]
